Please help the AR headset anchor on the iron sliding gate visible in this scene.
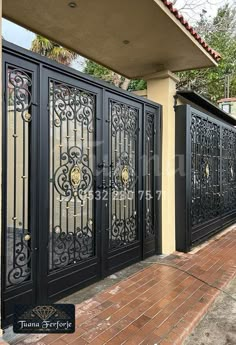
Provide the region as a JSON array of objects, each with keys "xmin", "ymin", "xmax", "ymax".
[
  {"xmin": 175, "ymin": 105, "xmax": 236, "ymax": 252},
  {"xmin": 1, "ymin": 42, "xmax": 161, "ymax": 327}
]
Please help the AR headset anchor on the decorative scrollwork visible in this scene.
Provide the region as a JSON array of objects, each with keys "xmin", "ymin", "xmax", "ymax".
[
  {"xmin": 51, "ymin": 225, "xmax": 94, "ymax": 268},
  {"xmin": 144, "ymin": 110, "xmax": 155, "ymax": 239},
  {"xmin": 145, "ymin": 211, "xmax": 154, "ymax": 238},
  {"xmin": 109, "ymin": 214, "xmax": 136, "ymax": 249},
  {"xmin": 146, "ymin": 112, "xmax": 154, "ymax": 137},
  {"xmin": 7, "ymin": 232, "xmax": 32, "ymax": 286},
  {"xmin": 54, "ymin": 146, "xmax": 93, "ymax": 201},
  {"xmin": 8, "ymin": 68, "xmax": 32, "ymax": 122},
  {"xmin": 190, "ymin": 114, "xmax": 221, "ymax": 226},
  {"xmin": 52, "ymin": 83, "xmax": 94, "ymax": 132},
  {"xmin": 222, "ymin": 127, "xmax": 236, "ymax": 213},
  {"xmin": 111, "ymin": 101, "xmax": 138, "ymax": 138},
  {"xmin": 113, "ymin": 152, "xmax": 136, "ymax": 191}
]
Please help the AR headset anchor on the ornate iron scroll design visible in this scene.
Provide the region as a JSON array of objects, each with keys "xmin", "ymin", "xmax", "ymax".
[
  {"xmin": 54, "ymin": 146, "xmax": 93, "ymax": 202},
  {"xmin": 6, "ymin": 67, "xmax": 33, "ymax": 288},
  {"xmin": 7, "ymin": 231, "xmax": 32, "ymax": 286},
  {"xmin": 50, "ymin": 225, "xmax": 93, "ymax": 268},
  {"xmin": 53, "ymin": 83, "xmax": 94, "ymax": 131},
  {"xmin": 145, "ymin": 112, "xmax": 155, "ymax": 238},
  {"xmin": 222, "ymin": 127, "xmax": 236, "ymax": 214},
  {"xmin": 49, "ymin": 80, "xmax": 95, "ymax": 270},
  {"xmin": 8, "ymin": 68, "xmax": 32, "ymax": 122},
  {"xmin": 109, "ymin": 213, "xmax": 136, "ymax": 249},
  {"xmin": 111, "ymin": 101, "xmax": 138, "ymax": 139},
  {"xmin": 109, "ymin": 100, "xmax": 138, "ymax": 249},
  {"xmin": 190, "ymin": 113, "xmax": 221, "ymax": 227}
]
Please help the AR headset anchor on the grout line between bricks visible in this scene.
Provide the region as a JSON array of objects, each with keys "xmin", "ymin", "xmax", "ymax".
[{"xmin": 142, "ymin": 261, "xmax": 236, "ymax": 302}]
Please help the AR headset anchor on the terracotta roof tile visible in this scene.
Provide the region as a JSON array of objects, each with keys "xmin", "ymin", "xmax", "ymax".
[
  {"xmin": 218, "ymin": 97, "xmax": 236, "ymax": 102},
  {"xmin": 161, "ymin": 0, "xmax": 221, "ymax": 62}
]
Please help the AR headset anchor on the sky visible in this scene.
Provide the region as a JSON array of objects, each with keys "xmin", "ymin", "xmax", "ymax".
[
  {"xmin": 2, "ymin": 18, "xmax": 84, "ymax": 70},
  {"xmin": 2, "ymin": 0, "xmax": 233, "ymax": 70}
]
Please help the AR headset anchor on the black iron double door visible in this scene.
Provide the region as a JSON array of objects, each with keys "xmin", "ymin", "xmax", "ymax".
[{"xmin": 2, "ymin": 43, "xmax": 161, "ymax": 327}]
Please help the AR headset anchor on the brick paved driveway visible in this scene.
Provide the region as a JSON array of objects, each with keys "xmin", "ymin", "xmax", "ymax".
[{"xmin": 13, "ymin": 228, "xmax": 236, "ymax": 345}]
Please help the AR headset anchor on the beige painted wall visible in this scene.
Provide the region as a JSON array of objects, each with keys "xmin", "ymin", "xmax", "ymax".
[
  {"xmin": 145, "ymin": 71, "xmax": 178, "ymax": 254},
  {"xmin": 132, "ymin": 90, "xmax": 147, "ymax": 98}
]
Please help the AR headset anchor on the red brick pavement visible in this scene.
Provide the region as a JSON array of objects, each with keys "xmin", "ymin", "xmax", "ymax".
[{"xmin": 14, "ymin": 228, "xmax": 236, "ymax": 345}]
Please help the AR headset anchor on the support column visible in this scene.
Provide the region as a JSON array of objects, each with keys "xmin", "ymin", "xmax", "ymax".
[{"xmin": 144, "ymin": 70, "xmax": 178, "ymax": 254}]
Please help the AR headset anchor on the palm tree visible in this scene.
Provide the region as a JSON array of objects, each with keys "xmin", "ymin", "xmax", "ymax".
[{"xmin": 31, "ymin": 35, "xmax": 77, "ymax": 66}]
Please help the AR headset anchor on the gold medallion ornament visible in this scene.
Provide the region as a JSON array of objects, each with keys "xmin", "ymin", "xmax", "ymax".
[
  {"xmin": 231, "ymin": 166, "xmax": 234, "ymax": 178},
  {"xmin": 24, "ymin": 234, "xmax": 31, "ymax": 241},
  {"xmin": 24, "ymin": 113, "xmax": 32, "ymax": 122},
  {"xmin": 70, "ymin": 166, "xmax": 81, "ymax": 187},
  {"xmin": 121, "ymin": 166, "xmax": 129, "ymax": 184},
  {"xmin": 205, "ymin": 163, "xmax": 210, "ymax": 178}
]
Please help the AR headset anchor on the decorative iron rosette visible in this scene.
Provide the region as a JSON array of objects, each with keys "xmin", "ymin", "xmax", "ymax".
[
  {"xmin": 54, "ymin": 146, "xmax": 93, "ymax": 201},
  {"xmin": 113, "ymin": 152, "xmax": 136, "ymax": 190}
]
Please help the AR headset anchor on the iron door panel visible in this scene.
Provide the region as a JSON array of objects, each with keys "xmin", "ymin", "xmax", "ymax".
[
  {"xmin": 38, "ymin": 68, "xmax": 103, "ymax": 302},
  {"xmin": 1, "ymin": 53, "xmax": 39, "ymax": 327},
  {"xmin": 221, "ymin": 126, "xmax": 236, "ymax": 215},
  {"xmin": 185, "ymin": 107, "xmax": 236, "ymax": 247},
  {"xmin": 103, "ymin": 92, "xmax": 142, "ymax": 275},
  {"xmin": 143, "ymin": 105, "xmax": 160, "ymax": 259}
]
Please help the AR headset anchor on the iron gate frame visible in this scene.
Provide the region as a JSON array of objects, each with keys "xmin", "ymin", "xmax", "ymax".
[
  {"xmin": 175, "ymin": 104, "xmax": 236, "ymax": 252},
  {"xmin": 1, "ymin": 41, "xmax": 162, "ymax": 328}
]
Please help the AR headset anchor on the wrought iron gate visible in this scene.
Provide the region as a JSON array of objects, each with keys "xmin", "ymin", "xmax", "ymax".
[
  {"xmin": 1, "ymin": 42, "xmax": 161, "ymax": 327},
  {"xmin": 175, "ymin": 105, "xmax": 236, "ymax": 252}
]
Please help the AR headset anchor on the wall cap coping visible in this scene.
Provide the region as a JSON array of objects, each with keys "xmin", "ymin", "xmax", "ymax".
[{"xmin": 143, "ymin": 70, "xmax": 179, "ymax": 83}]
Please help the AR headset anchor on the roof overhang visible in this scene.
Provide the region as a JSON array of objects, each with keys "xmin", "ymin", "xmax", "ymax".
[
  {"xmin": 3, "ymin": 0, "xmax": 219, "ymax": 79},
  {"xmin": 177, "ymin": 91, "xmax": 236, "ymax": 126}
]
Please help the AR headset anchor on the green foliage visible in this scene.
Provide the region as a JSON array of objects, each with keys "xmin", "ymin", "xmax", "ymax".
[
  {"xmin": 178, "ymin": 3, "xmax": 236, "ymax": 102},
  {"xmin": 84, "ymin": 60, "xmax": 113, "ymax": 83},
  {"xmin": 128, "ymin": 79, "xmax": 147, "ymax": 91},
  {"xmin": 83, "ymin": 60, "xmax": 146, "ymax": 91}
]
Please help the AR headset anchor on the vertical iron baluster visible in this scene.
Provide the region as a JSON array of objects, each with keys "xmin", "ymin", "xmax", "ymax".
[
  {"xmin": 81, "ymin": 98, "xmax": 84, "ymax": 252},
  {"xmin": 73, "ymin": 90, "xmax": 76, "ymax": 262},
  {"xmin": 59, "ymin": 109, "xmax": 62, "ymax": 229},
  {"xmin": 13, "ymin": 74, "xmax": 17, "ymax": 269},
  {"xmin": 22, "ymin": 102, "xmax": 25, "ymax": 236},
  {"xmin": 119, "ymin": 109, "xmax": 121, "ymax": 241},
  {"xmin": 109, "ymin": 101, "xmax": 112, "ymax": 247},
  {"xmin": 52, "ymin": 81, "xmax": 55, "ymax": 269},
  {"xmin": 86, "ymin": 99, "xmax": 89, "ymax": 251}
]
